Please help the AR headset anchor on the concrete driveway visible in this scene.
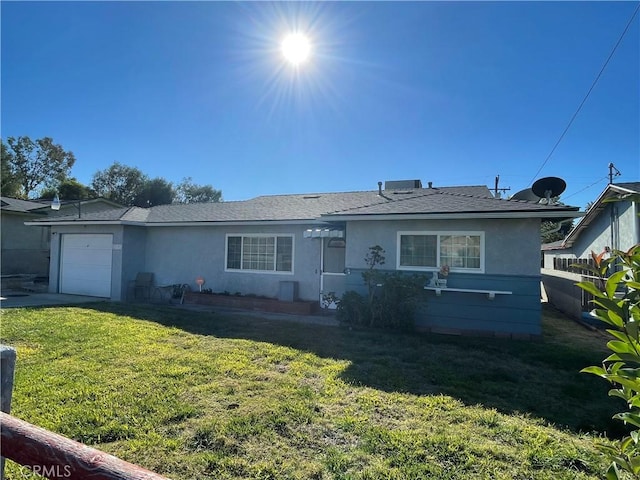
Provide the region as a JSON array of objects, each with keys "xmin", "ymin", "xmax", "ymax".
[{"xmin": 0, "ymin": 292, "xmax": 105, "ymax": 308}]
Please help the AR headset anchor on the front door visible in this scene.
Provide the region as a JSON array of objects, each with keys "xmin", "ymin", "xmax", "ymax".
[{"xmin": 320, "ymin": 237, "xmax": 346, "ymax": 308}]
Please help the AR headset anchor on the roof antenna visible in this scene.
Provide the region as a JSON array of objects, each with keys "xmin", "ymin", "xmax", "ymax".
[
  {"xmin": 378, "ymin": 181, "xmax": 382, "ymax": 195},
  {"xmin": 608, "ymin": 163, "xmax": 621, "ymax": 184},
  {"xmin": 493, "ymin": 175, "xmax": 510, "ymax": 198}
]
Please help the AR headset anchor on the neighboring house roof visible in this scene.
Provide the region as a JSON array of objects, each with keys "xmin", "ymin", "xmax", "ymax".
[
  {"xmin": 47, "ymin": 197, "xmax": 123, "ymax": 217},
  {"xmin": 0, "ymin": 197, "xmax": 49, "ymax": 214},
  {"xmin": 562, "ymin": 182, "xmax": 640, "ymax": 248},
  {"xmin": 1, "ymin": 196, "xmax": 124, "ymax": 219},
  {"xmin": 26, "ymin": 183, "xmax": 581, "ymax": 226},
  {"xmin": 541, "ymin": 240, "xmax": 569, "ymax": 251}
]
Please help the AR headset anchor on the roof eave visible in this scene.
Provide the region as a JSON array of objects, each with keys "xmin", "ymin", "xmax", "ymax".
[
  {"xmin": 24, "ymin": 218, "xmax": 332, "ymax": 227},
  {"xmin": 25, "ymin": 220, "xmax": 137, "ymax": 226},
  {"xmin": 143, "ymin": 219, "xmax": 328, "ymax": 227},
  {"xmin": 2, "ymin": 210, "xmax": 48, "ymax": 217},
  {"xmin": 322, "ymin": 210, "xmax": 584, "ymax": 221}
]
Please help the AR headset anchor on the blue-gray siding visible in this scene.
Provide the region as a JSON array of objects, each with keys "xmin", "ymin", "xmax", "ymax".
[
  {"xmin": 418, "ymin": 274, "xmax": 541, "ymax": 335},
  {"xmin": 344, "ymin": 269, "xmax": 541, "ymax": 335}
]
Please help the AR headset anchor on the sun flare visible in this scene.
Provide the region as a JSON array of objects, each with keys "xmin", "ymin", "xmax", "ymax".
[{"xmin": 281, "ymin": 33, "xmax": 311, "ymax": 65}]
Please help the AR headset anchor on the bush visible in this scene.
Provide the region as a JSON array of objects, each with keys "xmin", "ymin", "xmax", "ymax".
[
  {"xmin": 337, "ymin": 273, "xmax": 426, "ymax": 331},
  {"xmin": 336, "ymin": 290, "xmax": 370, "ymax": 326},
  {"xmin": 373, "ymin": 272, "xmax": 427, "ymax": 330},
  {"xmin": 575, "ymin": 244, "xmax": 640, "ymax": 479},
  {"xmin": 337, "ymin": 245, "xmax": 427, "ymax": 331}
]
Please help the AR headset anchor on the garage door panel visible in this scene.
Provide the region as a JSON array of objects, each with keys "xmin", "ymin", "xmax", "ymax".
[
  {"xmin": 61, "ymin": 278, "xmax": 112, "ymax": 297},
  {"xmin": 63, "ymin": 266, "xmax": 112, "ymax": 283},
  {"xmin": 63, "ymin": 251, "xmax": 112, "ymax": 267},
  {"xmin": 60, "ymin": 234, "xmax": 113, "ymax": 298},
  {"xmin": 63, "ymin": 235, "xmax": 114, "ymax": 249}
]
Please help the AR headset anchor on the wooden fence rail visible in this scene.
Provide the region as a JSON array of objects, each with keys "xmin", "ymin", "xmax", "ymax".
[{"xmin": 0, "ymin": 411, "xmax": 171, "ymax": 480}]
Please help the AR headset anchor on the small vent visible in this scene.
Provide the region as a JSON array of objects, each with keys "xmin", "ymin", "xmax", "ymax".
[
  {"xmin": 303, "ymin": 195, "xmax": 321, "ymax": 199},
  {"xmin": 392, "ymin": 190, "xmax": 413, "ymax": 195}
]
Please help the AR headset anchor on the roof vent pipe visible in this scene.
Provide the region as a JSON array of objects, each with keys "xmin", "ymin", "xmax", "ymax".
[
  {"xmin": 428, "ymin": 182, "xmax": 433, "ymax": 189},
  {"xmin": 378, "ymin": 182, "xmax": 383, "ymax": 195}
]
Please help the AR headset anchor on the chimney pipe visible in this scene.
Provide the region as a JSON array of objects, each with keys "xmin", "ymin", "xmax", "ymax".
[{"xmin": 378, "ymin": 181, "xmax": 383, "ymax": 195}]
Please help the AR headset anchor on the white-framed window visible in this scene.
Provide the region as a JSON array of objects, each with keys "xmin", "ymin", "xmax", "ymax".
[
  {"xmin": 225, "ymin": 234, "xmax": 294, "ymax": 274},
  {"xmin": 397, "ymin": 231, "xmax": 484, "ymax": 273}
]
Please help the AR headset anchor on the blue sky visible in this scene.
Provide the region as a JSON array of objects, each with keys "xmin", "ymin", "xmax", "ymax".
[{"xmin": 2, "ymin": 1, "xmax": 638, "ymax": 209}]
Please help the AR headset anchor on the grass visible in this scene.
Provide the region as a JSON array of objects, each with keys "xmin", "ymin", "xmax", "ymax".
[{"xmin": 0, "ymin": 302, "xmax": 621, "ymax": 479}]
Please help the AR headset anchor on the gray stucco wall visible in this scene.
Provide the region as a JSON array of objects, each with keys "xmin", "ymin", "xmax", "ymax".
[
  {"xmin": 1, "ymin": 213, "xmax": 50, "ymax": 275},
  {"xmin": 121, "ymin": 226, "xmax": 147, "ymax": 300},
  {"xmin": 342, "ymin": 217, "xmax": 543, "ymax": 336},
  {"xmin": 48, "ymin": 225, "xmax": 125, "ymax": 301},
  {"xmin": 541, "ymin": 268, "xmax": 584, "ymax": 320},
  {"xmin": 344, "ymin": 218, "xmax": 542, "ymax": 275},
  {"xmin": 619, "ymin": 201, "xmax": 640, "ymax": 250},
  {"xmin": 142, "ymin": 224, "xmax": 322, "ymax": 301},
  {"xmin": 572, "ymin": 201, "xmax": 639, "ymax": 258},
  {"xmin": 44, "ymin": 215, "xmax": 550, "ymax": 337}
]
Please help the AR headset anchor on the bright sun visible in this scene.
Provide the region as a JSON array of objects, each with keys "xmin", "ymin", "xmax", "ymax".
[{"xmin": 281, "ymin": 33, "xmax": 311, "ymax": 65}]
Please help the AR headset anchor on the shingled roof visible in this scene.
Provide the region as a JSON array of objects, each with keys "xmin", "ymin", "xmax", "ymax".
[
  {"xmin": 0, "ymin": 197, "xmax": 49, "ymax": 214},
  {"xmin": 26, "ymin": 184, "xmax": 580, "ymax": 225}
]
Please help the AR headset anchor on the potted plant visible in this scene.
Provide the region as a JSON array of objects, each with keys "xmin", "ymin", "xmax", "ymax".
[{"xmin": 436, "ymin": 265, "xmax": 449, "ymax": 288}]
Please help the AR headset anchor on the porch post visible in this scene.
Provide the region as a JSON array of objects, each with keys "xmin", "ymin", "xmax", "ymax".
[{"xmin": 0, "ymin": 345, "xmax": 17, "ymax": 480}]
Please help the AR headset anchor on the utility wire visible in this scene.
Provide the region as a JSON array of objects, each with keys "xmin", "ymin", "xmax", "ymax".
[
  {"xmin": 529, "ymin": 2, "xmax": 640, "ymax": 184},
  {"xmin": 562, "ymin": 175, "xmax": 609, "ymax": 201}
]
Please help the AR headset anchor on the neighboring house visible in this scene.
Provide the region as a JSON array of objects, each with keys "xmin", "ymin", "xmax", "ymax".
[
  {"xmin": 1, "ymin": 197, "xmax": 51, "ymax": 276},
  {"xmin": 543, "ymin": 182, "xmax": 640, "ymax": 269},
  {"xmin": 541, "ymin": 182, "xmax": 640, "ymax": 319},
  {"xmin": 27, "ymin": 180, "xmax": 580, "ymax": 337},
  {"xmin": 1, "ymin": 197, "xmax": 122, "ymax": 277}
]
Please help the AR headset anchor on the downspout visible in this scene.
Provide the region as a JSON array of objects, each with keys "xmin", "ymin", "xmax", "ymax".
[
  {"xmin": 635, "ymin": 199, "xmax": 640, "ymax": 245},
  {"xmin": 319, "ymin": 237, "xmax": 324, "ymax": 304},
  {"xmin": 610, "ymin": 203, "xmax": 619, "ymax": 251},
  {"xmin": 546, "ymin": 218, "xmax": 574, "ymax": 236}
]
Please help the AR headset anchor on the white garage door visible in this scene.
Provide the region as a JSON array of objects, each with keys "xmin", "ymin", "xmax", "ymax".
[{"xmin": 60, "ymin": 234, "xmax": 113, "ymax": 297}]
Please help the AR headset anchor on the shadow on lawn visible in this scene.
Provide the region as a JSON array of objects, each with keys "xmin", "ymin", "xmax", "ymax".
[{"xmin": 91, "ymin": 302, "xmax": 621, "ymax": 437}]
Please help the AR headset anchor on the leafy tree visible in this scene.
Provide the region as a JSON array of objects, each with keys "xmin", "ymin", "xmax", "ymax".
[
  {"xmin": 40, "ymin": 178, "xmax": 95, "ymax": 201},
  {"xmin": 134, "ymin": 177, "xmax": 175, "ymax": 207},
  {"xmin": 541, "ymin": 220, "xmax": 573, "ymax": 244},
  {"xmin": 5, "ymin": 136, "xmax": 76, "ymax": 198},
  {"xmin": 175, "ymin": 177, "xmax": 222, "ymax": 204},
  {"xmin": 91, "ymin": 162, "xmax": 148, "ymax": 206},
  {"xmin": 576, "ymin": 245, "xmax": 640, "ymax": 478},
  {"xmin": 1, "ymin": 140, "xmax": 22, "ymax": 197}
]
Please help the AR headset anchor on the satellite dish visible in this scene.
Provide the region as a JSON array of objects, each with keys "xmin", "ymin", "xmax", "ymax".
[
  {"xmin": 532, "ymin": 177, "xmax": 566, "ymax": 203},
  {"xmin": 511, "ymin": 188, "xmax": 539, "ymax": 202}
]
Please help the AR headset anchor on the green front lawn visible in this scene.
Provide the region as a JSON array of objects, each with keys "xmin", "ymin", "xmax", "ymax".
[{"xmin": 1, "ymin": 303, "xmax": 619, "ymax": 479}]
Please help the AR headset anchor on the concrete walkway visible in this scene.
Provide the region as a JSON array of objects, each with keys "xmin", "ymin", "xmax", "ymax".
[
  {"xmin": 0, "ymin": 292, "xmax": 105, "ymax": 308},
  {"xmin": 0, "ymin": 291, "xmax": 340, "ymax": 327}
]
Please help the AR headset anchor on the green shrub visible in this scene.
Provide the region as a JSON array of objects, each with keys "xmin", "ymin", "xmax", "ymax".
[
  {"xmin": 337, "ymin": 275, "xmax": 426, "ymax": 331},
  {"xmin": 336, "ymin": 290, "xmax": 370, "ymax": 326},
  {"xmin": 337, "ymin": 246, "xmax": 427, "ymax": 331},
  {"xmin": 575, "ymin": 244, "xmax": 640, "ymax": 479},
  {"xmin": 372, "ymin": 272, "xmax": 427, "ymax": 330}
]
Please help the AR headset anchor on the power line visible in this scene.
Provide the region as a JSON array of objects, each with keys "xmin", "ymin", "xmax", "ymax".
[
  {"xmin": 529, "ymin": 2, "xmax": 640, "ymax": 184},
  {"xmin": 562, "ymin": 175, "xmax": 609, "ymax": 201}
]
